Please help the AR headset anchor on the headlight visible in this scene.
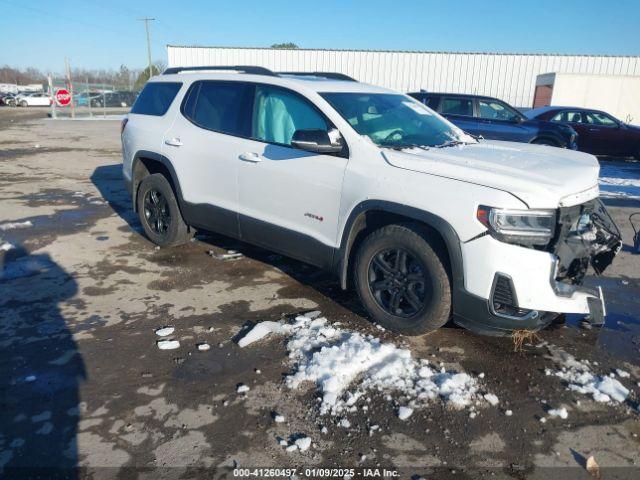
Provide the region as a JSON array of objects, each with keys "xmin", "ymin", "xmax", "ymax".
[{"xmin": 477, "ymin": 206, "xmax": 557, "ymax": 246}]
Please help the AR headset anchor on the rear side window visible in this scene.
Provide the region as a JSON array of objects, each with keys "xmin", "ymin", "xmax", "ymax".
[
  {"xmin": 423, "ymin": 96, "xmax": 440, "ymax": 110},
  {"xmin": 440, "ymin": 97, "xmax": 473, "ymax": 116},
  {"xmin": 181, "ymin": 81, "xmax": 254, "ymax": 136},
  {"xmin": 131, "ymin": 82, "xmax": 181, "ymax": 116}
]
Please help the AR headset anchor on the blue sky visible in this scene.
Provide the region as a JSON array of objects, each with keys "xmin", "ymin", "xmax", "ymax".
[{"xmin": 1, "ymin": 0, "xmax": 639, "ymax": 72}]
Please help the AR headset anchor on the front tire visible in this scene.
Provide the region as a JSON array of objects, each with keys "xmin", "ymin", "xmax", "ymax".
[
  {"xmin": 136, "ymin": 174, "xmax": 190, "ymax": 247},
  {"xmin": 20, "ymin": 100, "xmax": 27, "ymax": 107},
  {"xmin": 354, "ymin": 223, "xmax": 452, "ymax": 335}
]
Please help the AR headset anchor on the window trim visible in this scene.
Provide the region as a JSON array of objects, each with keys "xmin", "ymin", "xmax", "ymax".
[{"xmin": 179, "ymin": 79, "xmax": 349, "ymax": 158}]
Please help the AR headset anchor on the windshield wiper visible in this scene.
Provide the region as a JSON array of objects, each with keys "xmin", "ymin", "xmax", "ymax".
[
  {"xmin": 379, "ymin": 142, "xmax": 430, "ymax": 151},
  {"xmin": 434, "ymin": 139, "xmax": 466, "ymax": 148}
]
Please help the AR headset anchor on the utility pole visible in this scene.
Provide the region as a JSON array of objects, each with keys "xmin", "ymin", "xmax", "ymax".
[
  {"xmin": 138, "ymin": 17, "xmax": 155, "ymax": 78},
  {"xmin": 64, "ymin": 57, "xmax": 75, "ymax": 119}
]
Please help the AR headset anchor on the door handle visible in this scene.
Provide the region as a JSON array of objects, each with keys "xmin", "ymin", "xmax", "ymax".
[
  {"xmin": 164, "ymin": 137, "xmax": 183, "ymax": 147},
  {"xmin": 239, "ymin": 152, "xmax": 262, "ymax": 163}
]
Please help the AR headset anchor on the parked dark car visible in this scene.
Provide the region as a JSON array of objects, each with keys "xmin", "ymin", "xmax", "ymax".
[
  {"xmin": 90, "ymin": 91, "xmax": 138, "ymax": 108},
  {"xmin": 0, "ymin": 93, "xmax": 18, "ymax": 106},
  {"xmin": 408, "ymin": 92, "xmax": 578, "ymax": 149},
  {"xmin": 525, "ymin": 106, "xmax": 640, "ymax": 159}
]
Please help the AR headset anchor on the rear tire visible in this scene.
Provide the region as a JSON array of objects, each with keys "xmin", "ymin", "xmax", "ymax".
[
  {"xmin": 136, "ymin": 174, "xmax": 191, "ymax": 247},
  {"xmin": 354, "ymin": 223, "xmax": 452, "ymax": 336},
  {"xmin": 20, "ymin": 100, "xmax": 27, "ymax": 107}
]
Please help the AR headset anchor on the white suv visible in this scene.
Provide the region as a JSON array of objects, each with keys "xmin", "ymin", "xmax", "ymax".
[{"xmin": 121, "ymin": 66, "xmax": 621, "ymax": 336}]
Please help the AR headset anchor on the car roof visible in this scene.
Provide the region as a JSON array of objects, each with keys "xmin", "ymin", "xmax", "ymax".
[
  {"xmin": 409, "ymin": 91, "xmax": 500, "ymax": 101},
  {"xmin": 153, "ymin": 71, "xmax": 395, "ymax": 95}
]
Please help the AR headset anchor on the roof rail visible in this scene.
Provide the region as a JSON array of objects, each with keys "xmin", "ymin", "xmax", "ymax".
[
  {"xmin": 163, "ymin": 65, "xmax": 277, "ymax": 76},
  {"xmin": 278, "ymin": 71, "xmax": 357, "ymax": 81}
]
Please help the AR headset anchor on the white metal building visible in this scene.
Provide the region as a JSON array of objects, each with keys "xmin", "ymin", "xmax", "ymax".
[{"xmin": 167, "ymin": 45, "xmax": 640, "ymax": 108}]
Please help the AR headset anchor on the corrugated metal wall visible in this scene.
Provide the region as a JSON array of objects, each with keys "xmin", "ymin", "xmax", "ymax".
[{"xmin": 167, "ymin": 46, "xmax": 640, "ymax": 108}]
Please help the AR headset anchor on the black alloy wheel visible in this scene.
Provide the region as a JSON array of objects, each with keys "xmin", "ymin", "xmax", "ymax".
[
  {"xmin": 368, "ymin": 247, "xmax": 429, "ymax": 317},
  {"xmin": 143, "ymin": 189, "xmax": 171, "ymax": 235}
]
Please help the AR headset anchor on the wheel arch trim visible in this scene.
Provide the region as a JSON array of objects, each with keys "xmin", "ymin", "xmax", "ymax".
[
  {"xmin": 336, "ymin": 200, "xmax": 464, "ymax": 292},
  {"xmin": 131, "ymin": 150, "xmax": 184, "ymax": 212}
]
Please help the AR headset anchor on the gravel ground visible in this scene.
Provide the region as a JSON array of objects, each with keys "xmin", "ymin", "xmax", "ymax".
[{"xmin": 1, "ymin": 108, "xmax": 639, "ymax": 479}]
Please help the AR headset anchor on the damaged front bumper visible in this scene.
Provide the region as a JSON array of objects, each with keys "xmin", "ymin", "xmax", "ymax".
[{"xmin": 454, "ymin": 199, "xmax": 621, "ymax": 335}]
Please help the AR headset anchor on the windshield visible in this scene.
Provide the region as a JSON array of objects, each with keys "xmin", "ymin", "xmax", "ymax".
[{"xmin": 320, "ymin": 92, "xmax": 471, "ymax": 149}]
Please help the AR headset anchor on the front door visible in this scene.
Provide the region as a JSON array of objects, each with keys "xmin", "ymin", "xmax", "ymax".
[
  {"xmin": 237, "ymin": 84, "xmax": 348, "ymax": 269},
  {"xmin": 161, "ymin": 80, "xmax": 254, "ymax": 237},
  {"xmin": 475, "ymin": 98, "xmax": 532, "ymax": 143}
]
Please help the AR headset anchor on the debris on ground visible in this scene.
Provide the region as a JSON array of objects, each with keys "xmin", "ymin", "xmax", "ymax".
[
  {"xmin": 0, "ymin": 220, "xmax": 33, "ymax": 230},
  {"xmin": 207, "ymin": 249, "xmax": 243, "ymax": 261},
  {"xmin": 273, "ymin": 413, "xmax": 285, "ymax": 423},
  {"xmin": 237, "ymin": 312, "xmax": 492, "ymax": 417},
  {"xmin": 155, "ymin": 326, "xmax": 175, "ymax": 337},
  {"xmin": 511, "ymin": 329, "xmax": 541, "ymax": 352},
  {"xmin": 1, "ymin": 241, "xmax": 14, "ymax": 251},
  {"xmin": 586, "ymin": 455, "xmax": 601, "ymax": 478},
  {"xmin": 197, "ymin": 343, "xmax": 211, "ymax": 351},
  {"xmin": 156, "ymin": 339, "xmax": 180, "ymax": 350}
]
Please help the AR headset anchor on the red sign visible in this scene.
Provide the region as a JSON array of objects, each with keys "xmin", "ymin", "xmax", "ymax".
[{"xmin": 55, "ymin": 88, "xmax": 71, "ymax": 106}]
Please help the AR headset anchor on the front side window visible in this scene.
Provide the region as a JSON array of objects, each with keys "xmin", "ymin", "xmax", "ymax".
[
  {"xmin": 131, "ymin": 82, "xmax": 182, "ymax": 116},
  {"xmin": 440, "ymin": 97, "xmax": 473, "ymax": 116},
  {"xmin": 478, "ymin": 100, "xmax": 521, "ymax": 122},
  {"xmin": 182, "ymin": 81, "xmax": 253, "ymax": 136},
  {"xmin": 251, "ymin": 85, "xmax": 328, "ymax": 146},
  {"xmin": 321, "ymin": 92, "xmax": 467, "ymax": 148}
]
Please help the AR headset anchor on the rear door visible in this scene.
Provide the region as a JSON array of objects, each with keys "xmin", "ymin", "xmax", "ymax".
[
  {"xmin": 475, "ymin": 98, "xmax": 531, "ymax": 142},
  {"xmin": 437, "ymin": 96, "xmax": 479, "ymax": 136},
  {"xmin": 161, "ymin": 80, "xmax": 254, "ymax": 237},
  {"xmin": 236, "ymin": 84, "xmax": 348, "ymax": 268}
]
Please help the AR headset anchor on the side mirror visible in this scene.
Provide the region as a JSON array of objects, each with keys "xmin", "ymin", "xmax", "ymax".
[{"xmin": 291, "ymin": 129, "xmax": 342, "ymax": 154}]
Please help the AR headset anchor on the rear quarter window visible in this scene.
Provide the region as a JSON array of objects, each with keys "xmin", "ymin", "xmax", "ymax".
[{"xmin": 131, "ymin": 82, "xmax": 182, "ymax": 116}]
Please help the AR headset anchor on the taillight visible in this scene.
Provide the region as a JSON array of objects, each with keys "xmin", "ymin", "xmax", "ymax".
[{"xmin": 120, "ymin": 117, "xmax": 129, "ymax": 135}]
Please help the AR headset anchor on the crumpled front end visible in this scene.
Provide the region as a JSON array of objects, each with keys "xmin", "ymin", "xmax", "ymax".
[
  {"xmin": 456, "ymin": 199, "xmax": 622, "ymax": 335},
  {"xmin": 553, "ymin": 199, "xmax": 622, "ymax": 283}
]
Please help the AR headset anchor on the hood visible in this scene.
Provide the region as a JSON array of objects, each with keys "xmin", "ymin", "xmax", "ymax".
[{"xmin": 383, "ymin": 140, "xmax": 600, "ymax": 208}]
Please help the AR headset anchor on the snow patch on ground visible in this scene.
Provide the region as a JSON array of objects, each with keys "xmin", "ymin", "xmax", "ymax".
[
  {"xmin": 155, "ymin": 326, "xmax": 174, "ymax": 337},
  {"xmin": 156, "ymin": 339, "xmax": 180, "ymax": 350},
  {"xmin": 599, "ymin": 164, "xmax": 640, "ymax": 201},
  {"xmin": 0, "ymin": 242, "xmax": 14, "ymax": 252},
  {"xmin": 546, "ymin": 344, "xmax": 630, "ymax": 403},
  {"xmin": 548, "ymin": 407, "xmax": 569, "ymax": 419},
  {"xmin": 238, "ymin": 313, "xmax": 490, "ymax": 416},
  {"xmin": 0, "ymin": 220, "xmax": 33, "ymax": 231}
]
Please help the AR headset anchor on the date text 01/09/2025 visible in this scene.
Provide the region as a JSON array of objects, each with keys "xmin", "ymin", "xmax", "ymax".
[{"xmin": 233, "ymin": 468, "xmax": 400, "ymax": 477}]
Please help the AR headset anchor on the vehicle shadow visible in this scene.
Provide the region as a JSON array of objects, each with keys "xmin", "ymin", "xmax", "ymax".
[
  {"xmin": 0, "ymin": 245, "xmax": 85, "ymax": 478},
  {"xmin": 91, "ymin": 164, "xmax": 465, "ymax": 331},
  {"xmin": 90, "ymin": 164, "xmax": 141, "ymax": 232}
]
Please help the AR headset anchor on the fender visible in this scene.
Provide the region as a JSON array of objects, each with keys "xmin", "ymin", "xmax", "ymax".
[
  {"xmin": 131, "ymin": 150, "xmax": 185, "ymax": 212},
  {"xmin": 336, "ymin": 200, "xmax": 464, "ymax": 292}
]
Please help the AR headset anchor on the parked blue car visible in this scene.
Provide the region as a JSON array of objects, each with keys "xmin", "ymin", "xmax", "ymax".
[{"xmin": 408, "ymin": 92, "xmax": 578, "ymax": 149}]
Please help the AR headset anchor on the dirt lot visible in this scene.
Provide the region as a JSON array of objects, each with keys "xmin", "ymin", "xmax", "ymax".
[{"xmin": 1, "ymin": 108, "xmax": 639, "ymax": 479}]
